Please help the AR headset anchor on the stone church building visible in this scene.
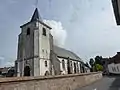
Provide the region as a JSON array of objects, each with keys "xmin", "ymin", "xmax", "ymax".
[{"xmin": 15, "ymin": 8, "xmax": 86, "ymax": 77}]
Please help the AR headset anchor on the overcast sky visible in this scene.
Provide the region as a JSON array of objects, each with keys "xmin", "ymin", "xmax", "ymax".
[{"xmin": 0, "ymin": 0, "xmax": 120, "ymax": 67}]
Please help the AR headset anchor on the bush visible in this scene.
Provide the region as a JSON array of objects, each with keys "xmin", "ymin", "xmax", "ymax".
[{"xmin": 93, "ymin": 64, "xmax": 103, "ymax": 71}]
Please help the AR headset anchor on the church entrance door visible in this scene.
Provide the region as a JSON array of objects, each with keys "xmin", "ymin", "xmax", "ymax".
[{"xmin": 24, "ymin": 66, "xmax": 30, "ymax": 76}]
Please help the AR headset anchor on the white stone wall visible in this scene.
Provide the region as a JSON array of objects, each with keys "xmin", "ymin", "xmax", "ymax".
[
  {"xmin": 38, "ymin": 23, "xmax": 51, "ymax": 60},
  {"xmin": 20, "ymin": 22, "xmax": 35, "ymax": 59},
  {"xmin": 57, "ymin": 58, "xmax": 68, "ymax": 75},
  {"xmin": 17, "ymin": 61, "xmax": 21, "ymax": 77},
  {"xmin": 39, "ymin": 59, "xmax": 50, "ymax": 75},
  {"xmin": 108, "ymin": 63, "xmax": 120, "ymax": 74},
  {"xmin": 17, "ymin": 21, "xmax": 51, "ymax": 76},
  {"xmin": 72, "ymin": 61, "xmax": 78, "ymax": 73},
  {"xmin": 72, "ymin": 61, "xmax": 75, "ymax": 73},
  {"xmin": 57, "ymin": 57, "xmax": 82, "ymax": 75},
  {"xmin": 17, "ymin": 58, "xmax": 34, "ymax": 77},
  {"xmin": 38, "ymin": 23, "xmax": 51, "ymax": 76},
  {"xmin": 78, "ymin": 62, "xmax": 81, "ymax": 73},
  {"xmin": 33, "ymin": 25, "xmax": 40, "ymax": 76},
  {"xmin": 17, "ymin": 61, "xmax": 22, "ymax": 77},
  {"xmin": 17, "ymin": 22, "xmax": 37, "ymax": 76}
]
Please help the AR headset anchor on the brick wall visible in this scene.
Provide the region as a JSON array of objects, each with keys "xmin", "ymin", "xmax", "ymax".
[{"xmin": 0, "ymin": 72, "xmax": 102, "ymax": 90}]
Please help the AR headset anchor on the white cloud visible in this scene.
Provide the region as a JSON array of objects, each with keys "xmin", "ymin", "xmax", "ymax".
[
  {"xmin": 44, "ymin": 20, "xmax": 67, "ymax": 47},
  {"xmin": 3, "ymin": 61, "xmax": 14, "ymax": 67},
  {"xmin": 0, "ymin": 57, "xmax": 14, "ymax": 68}
]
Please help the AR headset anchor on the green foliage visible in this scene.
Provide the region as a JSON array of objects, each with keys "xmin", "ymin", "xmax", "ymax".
[
  {"xmin": 89, "ymin": 55, "xmax": 104, "ymax": 72},
  {"xmin": 93, "ymin": 64, "xmax": 103, "ymax": 71}
]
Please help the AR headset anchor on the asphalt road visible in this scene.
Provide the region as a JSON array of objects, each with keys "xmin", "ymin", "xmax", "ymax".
[{"xmin": 76, "ymin": 76, "xmax": 120, "ymax": 90}]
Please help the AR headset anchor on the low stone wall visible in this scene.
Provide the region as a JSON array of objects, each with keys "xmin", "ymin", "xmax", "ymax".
[{"xmin": 0, "ymin": 72, "xmax": 102, "ymax": 90}]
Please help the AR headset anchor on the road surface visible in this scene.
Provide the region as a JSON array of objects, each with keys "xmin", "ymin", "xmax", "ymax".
[{"xmin": 77, "ymin": 76, "xmax": 120, "ymax": 90}]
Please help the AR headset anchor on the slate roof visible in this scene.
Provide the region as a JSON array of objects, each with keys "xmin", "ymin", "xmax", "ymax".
[
  {"xmin": 53, "ymin": 46, "xmax": 82, "ymax": 61},
  {"xmin": 20, "ymin": 8, "xmax": 52, "ymax": 29},
  {"xmin": 31, "ymin": 8, "xmax": 42, "ymax": 22}
]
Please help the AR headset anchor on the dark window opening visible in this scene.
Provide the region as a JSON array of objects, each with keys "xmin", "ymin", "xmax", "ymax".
[
  {"xmin": 43, "ymin": 28, "xmax": 46, "ymax": 36},
  {"xmin": 67, "ymin": 60, "xmax": 71, "ymax": 74},
  {"xmin": 42, "ymin": 49, "xmax": 44, "ymax": 52},
  {"xmin": 62, "ymin": 60, "xmax": 65, "ymax": 69},
  {"xmin": 82, "ymin": 66, "xmax": 85, "ymax": 73},
  {"xmin": 45, "ymin": 61, "xmax": 47, "ymax": 67},
  {"xmin": 27, "ymin": 28, "xmax": 30, "ymax": 35},
  {"xmin": 70, "ymin": 61, "xmax": 72, "ymax": 67},
  {"xmin": 80, "ymin": 64, "xmax": 83, "ymax": 73},
  {"xmin": 45, "ymin": 71, "xmax": 49, "ymax": 76},
  {"xmin": 74, "ymin": 62, "xmax": 76, "ymax": 73}
]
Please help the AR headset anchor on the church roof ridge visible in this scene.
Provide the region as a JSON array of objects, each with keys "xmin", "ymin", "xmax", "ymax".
[{"xmin": 53, "ymin": 45, "xmax": 82, "ymax": 61}]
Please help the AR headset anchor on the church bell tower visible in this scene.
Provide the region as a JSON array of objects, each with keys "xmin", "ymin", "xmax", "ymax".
[{"xmin": 16, "ymin": 8, "xmax": 52, "ymax": 76}]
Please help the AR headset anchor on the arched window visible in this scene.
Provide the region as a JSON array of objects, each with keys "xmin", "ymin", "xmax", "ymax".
[
  {"xmin": 45, "ymin": 71, "xmax": 49, "ymax": 76},
  {"xmin": 43, "ymin": 28, "xmax": 46, "ymax": 36},
  {"xmin": 27, "ymin": 28, "xmax": 30, "ymax": 35},
  {"xmin": 70, "ymin": 61, "xmax": 72, "ymax": 67},
  {"xmin": 80, "ymin": 63, "xmax": 82, "ymax": 73},
  {"xmin": 45, "ymin": 61, "xmax": 47, "ymax": 67},
  {"xmin": 76, "ymin": 62, "xmax": 79, "ymax": 72},
  {"xmin": 62, "ymin": 60, "xmax": 65, "ymax": 69},
  {"xmin": 74, "ymin": 62, "xmax": 76, "ymax": 73}
]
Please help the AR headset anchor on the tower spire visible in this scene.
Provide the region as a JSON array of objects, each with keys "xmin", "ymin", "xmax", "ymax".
[{"xmin": 30, "ymin": 0, "xmax": 42, "ymax": 22}]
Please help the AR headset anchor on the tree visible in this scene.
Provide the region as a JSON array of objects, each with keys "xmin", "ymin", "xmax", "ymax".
[
  {"xmin": 89, "ymin": 58, "xmax": 95, "ymax": 68},
  {"xmin": 89, "ymin": 58, "xmax": 95, "ymax": 72},
  {"xmin": 93, "ymin": 64, "xmax": 103, "ymax": 71},
  {"xmin": 95, "ymin": 56, "xmax": 103, "ymax": 65}
]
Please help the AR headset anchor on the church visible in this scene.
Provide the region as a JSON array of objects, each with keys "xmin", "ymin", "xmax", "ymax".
[{"xmin": 15, "ymin": 8, "xmax": 87, "ymax": 77}]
